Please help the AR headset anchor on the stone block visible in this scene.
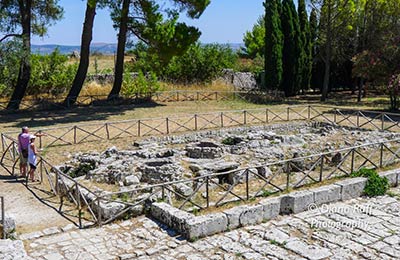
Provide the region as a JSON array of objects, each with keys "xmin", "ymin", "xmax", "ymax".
[
  {"xmin": 150, "ymin": 202, "xmax": 193, "ymax": 233},
  {"xmin": 379, "ymin": 170, "xmax": 399, "ymax": 187},
  {"xmin": 258, "ymin": 197, "xmax": 281, "ymax": 220},
  {"xmin": 3, "ymin": 217, "xmax": 16, "ymax": 234},
  {"xmin": 94, "ymin": 201, "xmax": 126, "ymax": 220},
  {"xmin": 280, "ymin": 191, "xmax": 314, "ymax": 214},
  {"xmin": 335, "ymin": 177, "xmax": 367, "ymax": 201},
  {"xmin": 223, "ymin": 207, "xmax": 242, "ymax": 229},
  {"xmin": 311, "ymin": 185, "xmax": 341, "ymax": 205},
  {"xmin": 0, "ymin": 240, "xmax": 29, "ymax": 259},
  {"xmin": 185, "ymin": 213, "xmax": 227, "ymax": 240},
  {"xmin": 239, "ymin": 204, "xmax": 264, "ymax": 226}
]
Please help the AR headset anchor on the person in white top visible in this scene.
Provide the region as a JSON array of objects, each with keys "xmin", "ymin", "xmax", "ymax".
[{"xmin": 27, "ymin": 135, "xmax": 38, "ymax": 182}]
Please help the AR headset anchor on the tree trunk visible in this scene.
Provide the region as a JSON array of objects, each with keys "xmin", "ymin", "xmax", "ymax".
[
  {"xmin": 320, "ymin": 1, "xmax": 332, "ymax": 102},
  {"xmin": 108, "ymin": 0, "xmax": 130, "ymax": 100},
  {"xmin": 64, "ymin": 0, "xmax": 97, "ymax": 107},
  {"xmin": 7, "ymin": 0, "xmax": 31, "ymax": 110}
]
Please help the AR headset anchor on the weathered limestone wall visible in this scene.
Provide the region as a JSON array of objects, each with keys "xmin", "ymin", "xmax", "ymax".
[{"xmin": 150, "ymin": 168, "xmax": 400, "ymax": 240}]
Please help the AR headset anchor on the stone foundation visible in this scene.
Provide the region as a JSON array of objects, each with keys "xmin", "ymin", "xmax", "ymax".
[{"xmin": 150, "ymin": 169, "xmax": 400, "ymax": 240}]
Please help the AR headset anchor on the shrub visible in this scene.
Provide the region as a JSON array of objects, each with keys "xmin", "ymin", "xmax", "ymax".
[
  {"xmin": 221, "ymin": 137, "xmax": 242, "ymax": 145},
  {"xmin": 0, "ymin": 39, "xmax": 24, "ymax": 97},
  {"xmin": 351, "ymin": 168, "xmax": 389, "ymax": 197},
  {"xmin": 128, "ymin": 42, "xmax": 238, "ymax": 84},
  {"xmin": 121, "ymin": 70, "xmax": 161, "ymax": 97},
  {"xmin": 163, "ymin": 43, "xmax": 237, "ymax": 84},
  {"xmin": 29, "ymin": 49, "xmax": 78, "ymax": 96}
]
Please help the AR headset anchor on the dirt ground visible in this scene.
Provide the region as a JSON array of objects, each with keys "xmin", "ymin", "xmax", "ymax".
[{"xmin": 0, "ymin": 171, "xmax": 73, "ymax": 234}]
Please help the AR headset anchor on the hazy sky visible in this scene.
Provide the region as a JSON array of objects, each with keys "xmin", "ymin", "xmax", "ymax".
[{"xmin": 31, "ymin": 0, "xmax": 265, "ymax": 45}]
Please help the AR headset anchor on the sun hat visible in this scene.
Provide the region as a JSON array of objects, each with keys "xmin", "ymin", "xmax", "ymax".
[{"xmin": 29, "ymin": 135, "xmax": 36, "ymax": 140}]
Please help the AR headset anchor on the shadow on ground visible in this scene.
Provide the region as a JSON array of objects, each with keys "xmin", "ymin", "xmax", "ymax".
[{"xmin": 0, "ymin": 101, "xmax": 164, "ymax": 129}]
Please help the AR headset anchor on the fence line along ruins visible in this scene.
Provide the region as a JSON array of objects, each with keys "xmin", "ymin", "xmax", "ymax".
[{"xmin": 1, "ymin": 104, "xmax": 400, "ymax": 231}]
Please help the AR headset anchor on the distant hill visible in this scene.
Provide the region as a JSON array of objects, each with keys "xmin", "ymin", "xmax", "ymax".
[
  {"xmin": 31, "ymin": 42, "xmax": 244, "ymax": 55},
  {"xmin": 31, "ymin": 43, "xmax": 118, "ymax": 55}
]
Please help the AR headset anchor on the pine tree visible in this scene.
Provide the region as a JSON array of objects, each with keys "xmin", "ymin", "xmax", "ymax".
[
  {"xmin": 298, "ymin": 0, "xmax": 312, "ymax": 92},
  {"xmin": 264, "ymin": 0, "xmax": 283, "ymax": 90},
  {"xmin": 281, "ymin": 0, "xmax": 302, "ymax": 96}
]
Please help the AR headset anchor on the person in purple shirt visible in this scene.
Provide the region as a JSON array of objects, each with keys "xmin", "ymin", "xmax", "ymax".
[{"xmin": 18, "ymin": 126, "xmax": 30, "ymax": 177}]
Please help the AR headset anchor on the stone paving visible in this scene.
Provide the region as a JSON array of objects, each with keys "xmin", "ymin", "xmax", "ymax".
[{"xmin": 22, "ymin": 187, "xmax": 400, "ymax": 260}]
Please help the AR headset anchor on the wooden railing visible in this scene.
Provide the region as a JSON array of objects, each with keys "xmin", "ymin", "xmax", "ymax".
[
  {"xmin": 2, "ymin": 105, "xmax": 400, "ymax": 152},
  {"xmin": 0, "ymin": 90, "xmax": 282, "ymax": 111},
  {"xmin": 1, "ymin": 105, "xmax": 400, "ymax": 226},
  {"xmin": 99, "ymin": 138, "xmax": 400, "ymax": 212},
  {"xmin": 0, "ymin": 137, "xmax": 100, "ymax": 228}
]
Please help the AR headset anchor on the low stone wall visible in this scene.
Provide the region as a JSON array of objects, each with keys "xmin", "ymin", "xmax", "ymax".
[{"xmin": 150, "ymin": 168, "xmax": 400, "ymax": 240}]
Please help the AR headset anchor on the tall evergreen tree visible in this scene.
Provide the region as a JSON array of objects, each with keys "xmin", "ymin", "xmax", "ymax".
[
  {"xmin": 309, "ymin": 8, "xmax": 319, "ymax": 90},
  {"xmin": 264, "ymin": 0, "xmax": 283, "ymax": 90},
  {"xmin": 298, "ymin": 0, "xmax": 312, "ymax": 91},
  {"xmin": 281, "ymin": 0, "xmax": 302, "ymax": 96},
  {"xmin": 309, "ymin": 8, "xmax": 318, "ymax": 56}
]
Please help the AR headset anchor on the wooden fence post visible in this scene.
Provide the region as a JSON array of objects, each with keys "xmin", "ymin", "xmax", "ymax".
[
  {"xmin": 1, "ymin": 134, "xmax": 5, "ymax": 153},
  {"xmin": 206, "ymin": 177, "xmax": 209, "ymax": 208},
  {"xmin": 73, "ymin": 126, "xmax": 77, "ymax": 144},
  {"xmin": 243, "ymin": 110, "xmax": 247, "ymax": 125},
  {"xmin": 1, "ymin": 197, "xmax": 5, "ymax": 239},
  {"xmin": 287, "ymin": 107, "xmax": 290, "ymax": 121},
  {"xmin": 220, "ymin": 112, "xmax": 224, "ymax": 127},
  {"xmin": 286, "ymin": 166, "xmax": 290, "ymax": 191},
  {"xmin": 138, "ymin": 120, "xmax": 141, "ymax": 137},
  {"xmin": 166, "ymin": 118, "xmax": 169, "ymax": 134},
  {"xmin": 380, "ymin": 143, "xmax": 384, "ymax": 168},
  {"xmin": 76, "ymin": 183, "xmax": 82, "ymax": 228},
  {"xmin": 266, "ymin": 109, "xmax": 269, "ymax": 123},
  {"xmin": 97, "ymin": 198, "xmax": 102, "ymax": 227},
  {"xmin": 38, "ymin": 130, "xmax": 43, "ymax": 149},
  {"xmin": 334, "ymin": 109, "xmax": 337, "ymax": 123},
  {"xmin": 105, "ymin": 123, "xmax": 110, "ymax": 140},
  {"xmin": 319, "ymin": 155, "xmax": 324, "ymax": 182},
  {"xmin": 194, "ymin": 114, "xmax": 198, "ymax": 131},
  {"xmin": 381, "ymin": 113, "xmax": 385, "ymax": 131},
  {"xmin": 246, "ymin": 170, "xmax": 249, "ymax": 200}
]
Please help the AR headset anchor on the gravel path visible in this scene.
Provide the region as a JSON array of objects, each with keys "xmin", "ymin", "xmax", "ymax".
[
  {"xmin": 0, "ymin": 171, "xmax": 72, "ymax": 234},
  {"xmin": 21, "ymin": 187, "xmax": 400, "ymax": 260}
]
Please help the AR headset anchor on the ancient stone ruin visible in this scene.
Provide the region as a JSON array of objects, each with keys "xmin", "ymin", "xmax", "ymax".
[{"xmin": 55, "ymin": 121, "xmax": 399, "ymax": 220}]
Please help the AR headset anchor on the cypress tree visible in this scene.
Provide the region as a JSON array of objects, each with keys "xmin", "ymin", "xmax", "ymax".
[
  {"xmin": 298, "ymin": 0, "xmax": 311, "ymax": 92},
  {"xmin": 264, "ymin": 0, "xmax": 283, "ymax": 90},
  {"xmin": 309, "ymin": 8, "xmax": 318, "ymax": 57},
  {"xmin": 309, "ymin": 8, "xmax": 319, "ymax": 91},
  {"xmin": 281, "ymin": 0, "xmax": 302, "ymax": 96}
]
